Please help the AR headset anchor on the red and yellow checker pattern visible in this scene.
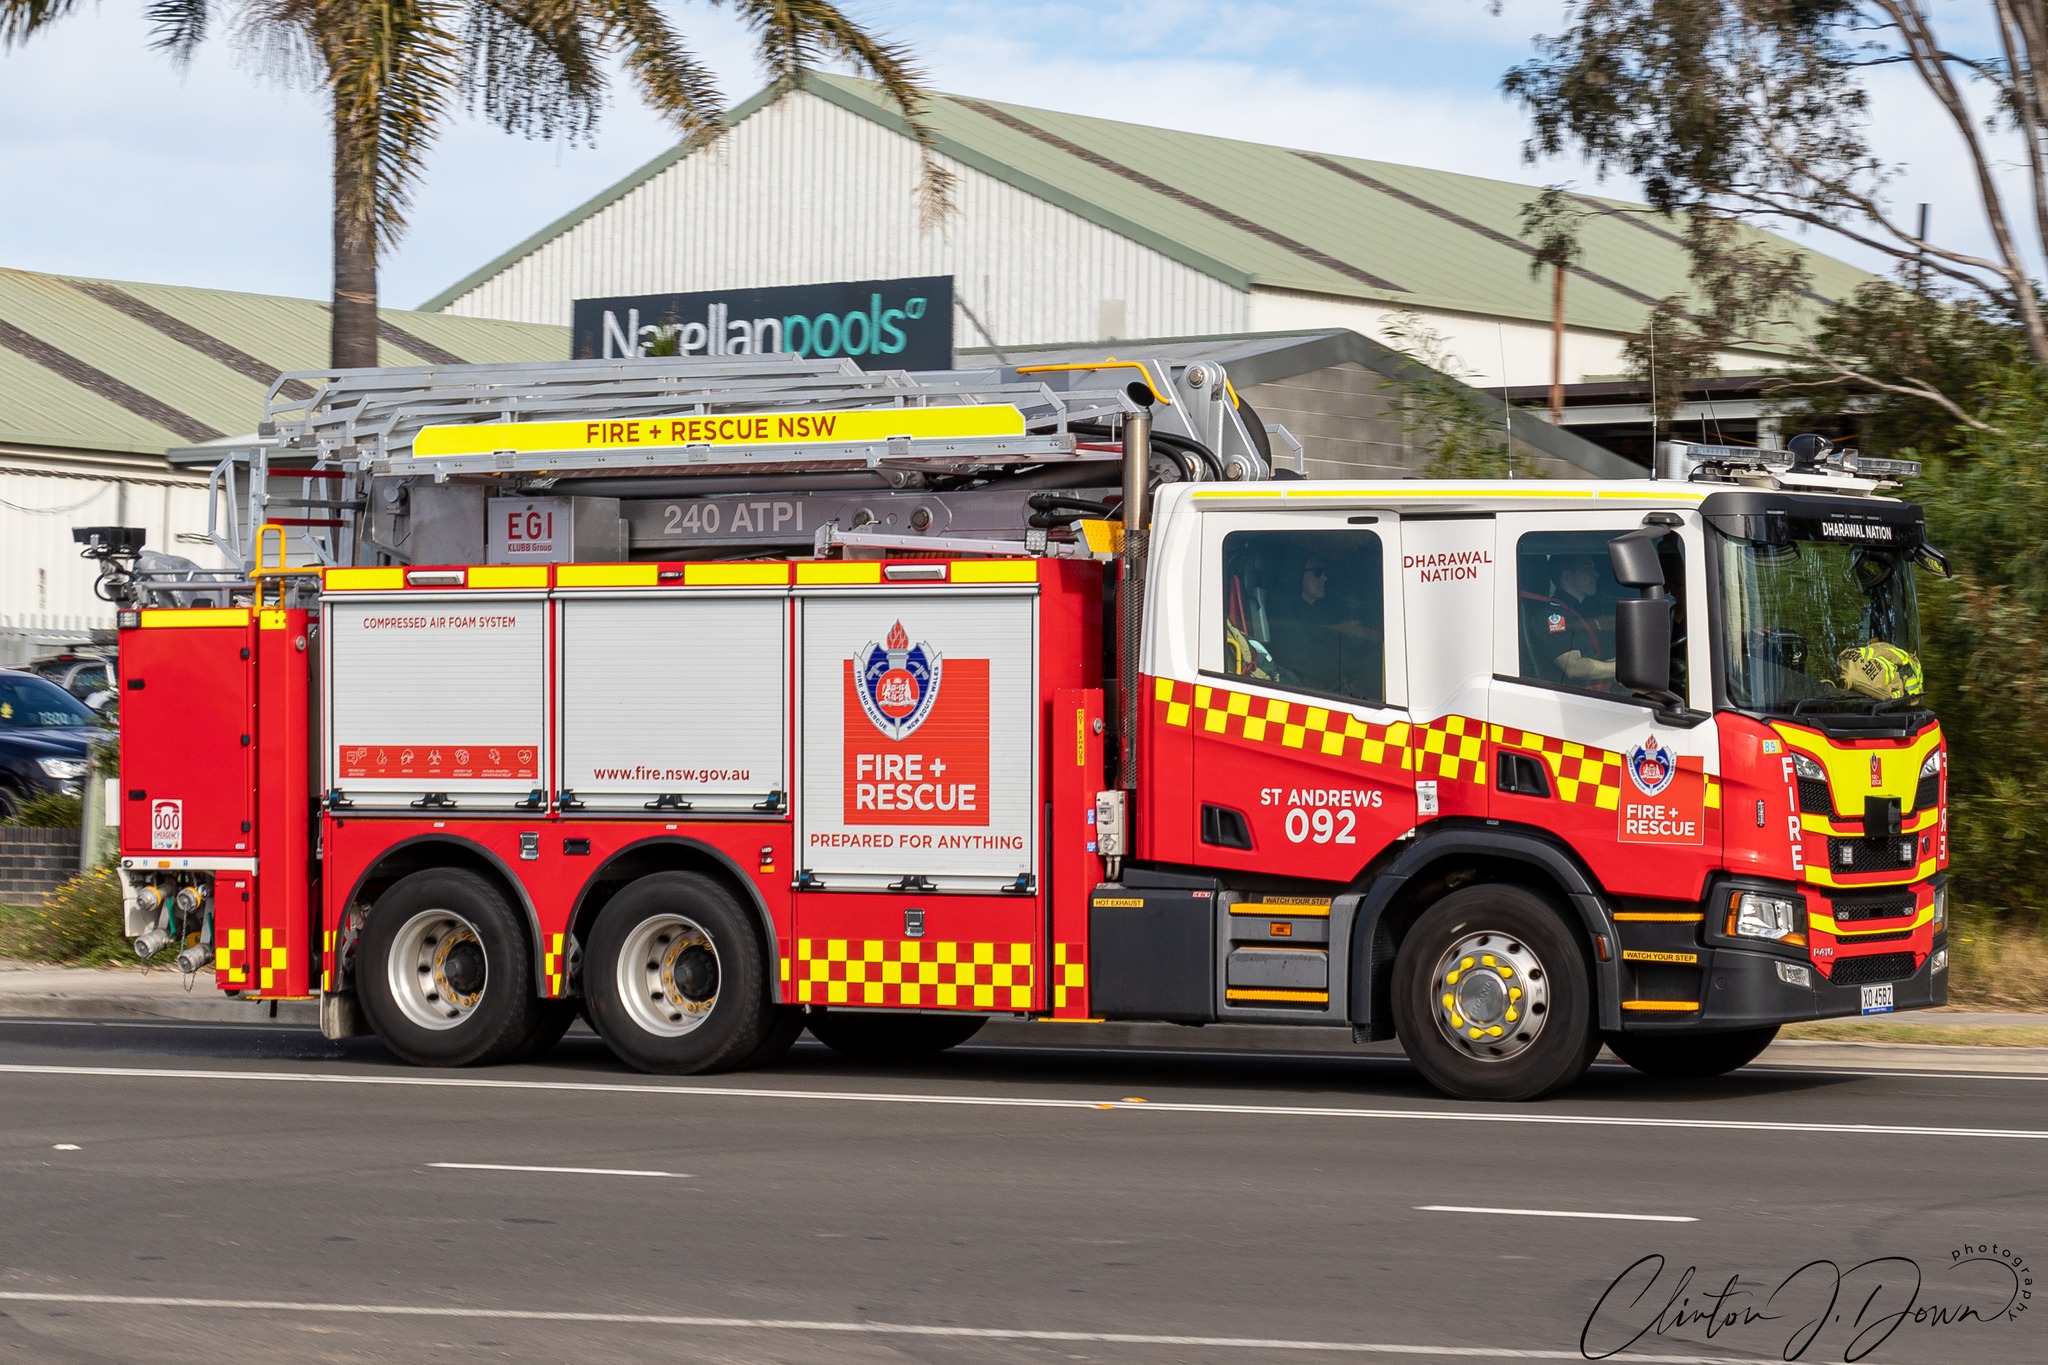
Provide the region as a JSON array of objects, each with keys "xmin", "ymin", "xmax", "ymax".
[
  {"xmin": 214, "ymin": 926, "xmax": 249, "ymax": 988},
  {"xmin": 1052, "ymin": 942, "xmax": 1087, "ymax": 1011},
  {"xmin": 1152, "ymin": 677, "xmax": 1484, "ymax": 783},
  {"xmin": 256, "ymin": 926, "xmax": 290, "ymax": 992},
  {"xmin": 543, "ymin": 933, "xmax": 567, "ymax": 997},
  {"xmin": 792, "ymin": 938, "xmax": 1034, "ymax": 1010}
]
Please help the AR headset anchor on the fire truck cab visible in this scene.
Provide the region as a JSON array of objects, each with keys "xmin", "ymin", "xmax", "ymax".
[{"xmin": 106, "ymin": 358, "xmax": 1948, "ymax": 1100}]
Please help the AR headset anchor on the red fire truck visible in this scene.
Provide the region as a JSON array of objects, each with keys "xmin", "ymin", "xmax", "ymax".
[{"xmin": 97, "ymin": 356, "xmax": 1949, "ymax": 1100}]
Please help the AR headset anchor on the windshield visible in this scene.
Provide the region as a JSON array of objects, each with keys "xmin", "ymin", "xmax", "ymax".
[
  {"xmin": 1718, "ymin": 535, "xmax": 1924, "ymax": 714},
  {"xmin": 0, "ymin": 672, "xmax": 95, "ymax": 728}
]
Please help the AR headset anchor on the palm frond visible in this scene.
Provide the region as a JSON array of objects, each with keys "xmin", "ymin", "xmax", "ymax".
[
  {"xmin": 460, "ymin": 0, "xmax": 605, "ymax": 142},
  {"xmin": 585, "ymin": 0, "xmax": 725, "ymax": 143},
  {"xmin": 143, "ymin": 0, "xmax": 212, "ymax": 62},
  {"xmin": 0, "ymin": 0, "xmax": 89, "ymax": 48},
  {"xmin": 726, "ymin": 0, "xmax": 955, "ymax": 227}
]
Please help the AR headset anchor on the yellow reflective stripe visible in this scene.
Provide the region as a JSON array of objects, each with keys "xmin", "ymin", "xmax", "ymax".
[
  {"xmin": 950, "ymin": 560, "xmax": 1037, "ymax": 584},
  {"xmin": 1612, "ymin": 912, "xmax": 1704, "ymax": 923},
  {"xmin": 555, "ymin": 563, "xmax": 655, "ymax": 588},
  {"xmin": 686, "ymin": 562, "xmax": 789, "ymax": 586},
  {"xmin": 415, "ymin": 405, "xmax": 1027, "ymax": 457},
  {"xmin": 137, "ymin": 607, "xmax": 249, "ymax": 629},
  {"xmin": 796, "ymin": 562, "xmax": 882, "ymax": 585},
  {"xmin": 1189, "ymin": 486, "xmax": 1709, "ymax": 502},
  {"xmin": 1225, "ymin": 988, "xmax": 1330, "ymax": 1003},
  {"xmin": 467, "ymin": 565, "xmax": 549, "ymax": 589},
  {"xmin": 1621, "ymin": 1000, "xmax": 1701, "ymax": 1011},
  {"xmin": 323, "ymin": 567, "xmax": 405, "ymax": 592},
  {"xmin": 1810, "ymin": 906, "xmax": 1935, "ymax": 936},
  {"xmin": 258, "ymin": 609, "xmax": 289, "ymax": 631},
  {"xmin": 1230, "ymin": 901, "xmax": 1332, "ymax": 917},
  {"xmin": 1805, "ymin": 857, "xmax": 1939, "ymax": 890}
]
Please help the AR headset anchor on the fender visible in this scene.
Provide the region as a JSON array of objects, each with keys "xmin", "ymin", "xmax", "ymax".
[
  {"xmin": 570, "ymin": 835, "xmax": 786, "ymax": 1004},
  {"xmin": 336, "ymin": 833, "xmax": 548, "ymax": 994},
  {"xmin": 1345, "ymin": 821, "xmax": 1623, "ymax": 1037}
]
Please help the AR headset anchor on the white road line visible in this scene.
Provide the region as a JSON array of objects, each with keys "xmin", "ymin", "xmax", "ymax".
[
  {"xmin": 3, "ymin": 1061, "xmax": 2046, "ymax": 1142},
  {"xmin": 428, "ymin": 1162, "xmax": 689, "ymax": 1179},
  {"xmin": 1418, "ymin": 1205, "xmax": 1696, "ymax": 1223},
  {"xmin": 0, "ymin": 1290, "xmax": 1780, "ymax": 1362}
]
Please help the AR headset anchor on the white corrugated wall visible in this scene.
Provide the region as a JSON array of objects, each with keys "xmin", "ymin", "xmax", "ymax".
[
  {"xmin": 442, "ymin": 91, "xmax": 1248, "ymax": 346},
  {"xmin": 0, "ymin": 468, "xmax": 222, "ymax": 662}
]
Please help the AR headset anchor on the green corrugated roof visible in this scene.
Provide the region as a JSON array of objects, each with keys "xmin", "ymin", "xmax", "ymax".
[
  {"xmin": 0, "ymin": 267, "xmax": 568, "ymax": 459},
  {"xmin": 423, "ymin": 73, "xmax": 1871, "ymax": 339}
]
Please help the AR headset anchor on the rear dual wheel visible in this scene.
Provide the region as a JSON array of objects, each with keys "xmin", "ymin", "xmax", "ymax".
[{"xmin": 584, "ymin": 871, "xmax": 782, "ymax": 1074}]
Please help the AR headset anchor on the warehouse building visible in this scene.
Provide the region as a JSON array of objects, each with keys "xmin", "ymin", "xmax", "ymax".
[
  {"xmin": 425, "ymin": 72, "xmax": 1869, "ymax": 455},
  {"xmin": 0, "ymin": 267, "xmax": 564, "ymax": 662}
]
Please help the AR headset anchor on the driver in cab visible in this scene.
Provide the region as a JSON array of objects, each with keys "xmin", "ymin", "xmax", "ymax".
[{"xmin": 1522, "ymin": 553, "xmax": 1617, "ymax": 687}]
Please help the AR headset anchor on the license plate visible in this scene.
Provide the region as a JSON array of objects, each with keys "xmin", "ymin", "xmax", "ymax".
[{"xmin": 1861, "ymin": 983, "xmax": 1895, "ymax": 1015}]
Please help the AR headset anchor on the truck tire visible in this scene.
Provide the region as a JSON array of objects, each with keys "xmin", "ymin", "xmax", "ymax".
[
  {"xmin": 506, "ymin": 998, "xmax": 580, "ymax": 1063},
  {"xmin": 585, "ymin": 872, "xmax": 770, "ymax": 1075},
  {"xmin": 1605, "ymin": 1026, "xmax": 1779, "ymax": 1079},
  {"xmin": 741, "ymin": 1006, "xmax": 809, "ymax": 1068},
  {"xmin": 358, "ymin": 868, "xmax": 542, "ymax": 1068},
  {"xmin": 1391, "ymin": 885, "xmax": 1599, "ymax": 1102},
  {"xmin": 805, "ymin": 1011, "xmax": 987, "ymax": 1060}
]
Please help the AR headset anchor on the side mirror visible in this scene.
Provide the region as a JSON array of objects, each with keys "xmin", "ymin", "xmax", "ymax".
[
  {"xmin": 1607, "ymin": 530, "xmax": 1666, "ymax": 589},
  {"xmin": 1614, "ymin": 598, "xmax": 1673, "ymax": 699}
]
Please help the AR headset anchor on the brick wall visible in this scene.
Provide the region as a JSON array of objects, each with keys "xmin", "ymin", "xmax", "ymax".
[{"xmin": 0, "ymin": 827, "xmax": 81, "ymax": 906}]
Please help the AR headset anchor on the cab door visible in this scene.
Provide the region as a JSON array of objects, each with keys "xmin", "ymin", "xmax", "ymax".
[
  {"xmin": 1490, "ymin": 510, "xmax": 1718, "ymax": 900},
  {"xmin": 1185, "ymin": 508, "xmax": 1413, "ymax": 881}
]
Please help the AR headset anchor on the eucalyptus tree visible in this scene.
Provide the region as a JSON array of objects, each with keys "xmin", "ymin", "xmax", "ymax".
[{"xmin": 1, "ymin": 0, "xmax": 950, "ymax": 367}]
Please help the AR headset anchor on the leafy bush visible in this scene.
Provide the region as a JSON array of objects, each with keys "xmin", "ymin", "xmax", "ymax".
[
  {"xmin": 3, "ymin": 792, "xmax": 82, "ymax": 828},
  {"xmin": 0, "ymin": 862, "xmax": 131, "ymax": 966}
]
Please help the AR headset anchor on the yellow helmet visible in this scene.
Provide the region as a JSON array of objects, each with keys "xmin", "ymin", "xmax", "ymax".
[{"xmin": 1836, "ymin": 641, "xmax": 1924, "ymax": 700}]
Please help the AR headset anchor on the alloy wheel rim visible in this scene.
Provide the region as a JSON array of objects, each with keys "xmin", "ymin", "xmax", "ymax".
[
  {"xmin": 387, "ymin": 908, "xmax": 487, "ymax": 1031},
  {"xmin": 617, "ymin": 913, "xmax": 720, "ymax": 1038},
  {"xmin": 1429, "ymin": 930, "xmax": 1549, "ymax": 1061}
]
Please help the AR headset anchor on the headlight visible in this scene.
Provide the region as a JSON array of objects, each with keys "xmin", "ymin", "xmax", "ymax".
[
  {"xmin": 1931, "ymin": 948, "xmax": 1949, "ymax": 973},
  {"xmin": 1728, "ymin": 890, "xmax": 1806, "ymax": 944},
  {"xmin": 1919, "ymin": 749, "xmax": 1942, "ymax": 779},
  {"xmin": 1792, "ymin": 752, "xmax": 1826, "ymax": 781},
  {"xmin": 36, "ymin": 758, "xmax": 88, "ymax": 780}
]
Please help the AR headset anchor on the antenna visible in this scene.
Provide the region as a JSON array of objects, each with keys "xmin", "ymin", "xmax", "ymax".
[
  {"xmin": 1647, "ymin": 321, "xmax": 1659, "ymax": 480},
  {"xmin": 1496, "ymin": 323, "xmax": 1514, "ymax": 478}
]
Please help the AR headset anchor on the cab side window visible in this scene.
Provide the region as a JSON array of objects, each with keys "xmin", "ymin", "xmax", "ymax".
[
  {"xmin": 1515, "ymin": 530, "xmax": 1686, "ymax": 698},
  {"xmin": 1220, "ymin": 529, "xmax": 1385, "ymax": 706}
]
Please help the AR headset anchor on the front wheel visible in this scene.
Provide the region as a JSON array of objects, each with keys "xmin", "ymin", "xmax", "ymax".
[
  {"xmin": 806, "ymin": 1011, "xmax": 986, "ymax": 1061},
  {"xmin": 357, "ymin": 868, "xmax": 541, "ymax": 1068},
  {"xmin": 1391, "ymin": 884, "xmax": 1599, "ymax": 1102},
  {"xmin": 585, "ymin": 871, "xmax": 772, "ymax": 1075},
  {"xmin": 1605, "ymin": 1026, "xmax": 1779, "ymax": 1079}
]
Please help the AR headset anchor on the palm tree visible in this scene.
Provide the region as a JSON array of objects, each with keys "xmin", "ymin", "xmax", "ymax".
[{"xmin": 2, "ymin": 0, "xmax": 952, "ymax": 368}]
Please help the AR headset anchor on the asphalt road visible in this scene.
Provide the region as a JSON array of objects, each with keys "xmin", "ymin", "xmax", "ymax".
[{"xmin": 0, "ymin": 1021, "xmax": 2042, "ymax": 1365}]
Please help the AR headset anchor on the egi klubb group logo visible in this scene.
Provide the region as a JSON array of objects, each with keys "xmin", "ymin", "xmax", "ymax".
[{"xmin": 856, "ymin": 622, "xmax": 941, "ymax": 740}]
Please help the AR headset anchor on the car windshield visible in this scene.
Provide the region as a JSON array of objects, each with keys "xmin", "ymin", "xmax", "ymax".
[
  {"xmin": 0, "ymin": 673, "xmax": 95, "ymax": 728},
  {"xmin": 1718, "ymin": 534, "xmax": 1924, "ymax": 714}
]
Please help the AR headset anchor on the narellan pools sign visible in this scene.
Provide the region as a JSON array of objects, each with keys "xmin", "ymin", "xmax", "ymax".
[
  {"xmin": 412, "ymin": 405, "xmax": 1026, "ymax": 458},
  {"xmin": 572, "ymin": 276, "xmax": 954, "ymax": 371}
]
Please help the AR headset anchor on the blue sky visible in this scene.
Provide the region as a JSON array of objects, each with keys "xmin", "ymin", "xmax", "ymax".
[{"xmin": 0, "ymin": 1, "xmax": 2020, "ymax": 309}]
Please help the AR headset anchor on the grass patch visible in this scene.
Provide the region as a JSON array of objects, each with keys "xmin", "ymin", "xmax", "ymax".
[
  {"xmin": 0, "ymin": 863, "xmax": 135, "ymax": 967},
  {"xmin": 1948, "ymin": 921, "xmax": 2048, "ymax": 1010},
  {"xmin": 1781, "ymin": 1021, "xmax": 2048, "ymax": 1047}
]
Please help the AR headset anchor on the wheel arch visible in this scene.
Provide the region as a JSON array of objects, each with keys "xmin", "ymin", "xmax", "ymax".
[
  {"xmin": 337, "ymin": 835, "xmax": 545, "ymax": 994},
  {"xmin": 1345, "ymin": 821, "xmax": 1622, "ymax": 1037},
  {"xmin": 568, "ymin": 836, "xmax": 783, "ymax": 1004}
]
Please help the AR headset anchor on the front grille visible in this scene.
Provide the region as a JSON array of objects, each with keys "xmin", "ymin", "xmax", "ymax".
[
  {"xmin": 1913, "ymin": 771, "xmax": 1939, "ymax": 812},
  {"xmin": 1829, "ymin": 951, "xmax": 1917, "ymax": 986},
  {"xmin": 1828, "ymin": 836, "xmax": 1918, "ymax": 874},
  {"xmin": 1798, "ymin": 776, "xmax": 1835, "ymax": 816},
  {"xmin": 1829, "ymin": 893, "xmax": 1915, "ymax": 923}
]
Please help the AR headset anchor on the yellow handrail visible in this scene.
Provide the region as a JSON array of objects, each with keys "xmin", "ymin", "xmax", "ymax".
[{"xmin": 1014, "ymin": 358, "xmax": 1171, "ymax": 406}]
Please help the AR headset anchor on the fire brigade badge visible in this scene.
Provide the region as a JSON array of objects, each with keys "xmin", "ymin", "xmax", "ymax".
[
  {"xmin": 856, "ymin": 621, "xmax": 942, "ymax": 741},
  {"xmin": 1546, "ymin": 611, "xmax": 1566, "ymax": 633},
  {"xmin": 1627, "ymin": 735, "xmax": 1676, "ymax": 796}
]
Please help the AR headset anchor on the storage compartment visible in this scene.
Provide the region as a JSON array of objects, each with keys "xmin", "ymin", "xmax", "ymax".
[
  {"xmin": 118, "ymin": 609, "xmax": 255, "ymax": 857},
  {"xmin": 1226, "ymin": 946, "xmax": 1329, "ymax": 991}
]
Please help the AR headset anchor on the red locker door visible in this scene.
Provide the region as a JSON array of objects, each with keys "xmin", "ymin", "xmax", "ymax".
[{"xmin": 118, "ymin": 608, "xmax": 256, "ymax": 858}]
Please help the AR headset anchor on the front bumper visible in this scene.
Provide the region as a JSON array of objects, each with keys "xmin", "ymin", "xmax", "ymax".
[{"xmin": 1622, "ymin": 941, "xmax": 1946, "ymax": 1030}]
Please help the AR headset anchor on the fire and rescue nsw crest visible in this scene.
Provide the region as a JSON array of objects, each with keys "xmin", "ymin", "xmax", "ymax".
[
  {"xmin": 1618, "ymin": 733, "xmax": 1704, "ymax": 845},
  {"xmin": 856, "ymin": 622, "xmax": 942, "ymax": 741}
]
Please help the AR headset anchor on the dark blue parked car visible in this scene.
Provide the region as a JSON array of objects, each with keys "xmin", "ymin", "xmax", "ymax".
[{"xmin": 0, "ymin": 670, "xmax": 95, "ymax": 821}]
